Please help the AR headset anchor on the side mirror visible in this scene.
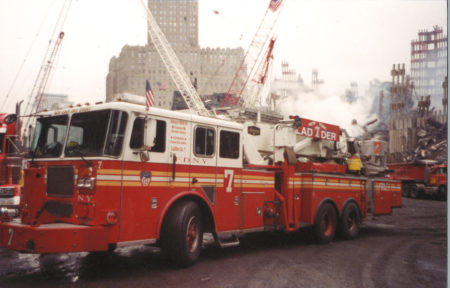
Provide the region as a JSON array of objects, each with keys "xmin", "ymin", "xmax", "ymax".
[
  {"xmin": 144, "ymin": 118, "xmax": 157, "ymax": 149},
  {"xmin": 138, "ymin": 118, "xmax": 156, "ymax": 162}
]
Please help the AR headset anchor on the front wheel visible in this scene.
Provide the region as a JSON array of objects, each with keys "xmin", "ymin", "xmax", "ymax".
[
  {"xmin": 161, "ymin": 201, "xmax": 203, "ymax": 267},
  {"xmin": 339, "ymin": 202, "xmax": 361, "ymax": 240},
  {"xmin": 314, "ymin": 203, "xmax": 337, "ymax": 244}
]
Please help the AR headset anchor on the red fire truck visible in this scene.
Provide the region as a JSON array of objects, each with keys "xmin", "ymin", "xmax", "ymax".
[
  {"xmin": 389, "ymin": 161, "xmax": 447, "ymax": 200},
  {"xmin": 0, "ymin": 100, "xmax": 401, "ymax": 266},
  {"xmin": 0, "ymin": 113, "xmax": 21, "ymax": 217}
]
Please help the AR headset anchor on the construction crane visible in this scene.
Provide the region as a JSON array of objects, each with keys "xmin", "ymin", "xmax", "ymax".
[
  {"xmin": 23, "ymin": 32, "xmax": 65, "ymax": 117},
  {"xmin": 243, "ymin": 37, "xmax": 276, "ymax": 109},
  {"xmin": 220, "ymin": 0, "xmax": 285, "ymax": 108},
  {"xmin": 22, "ymin": 0, "xmax": 72, "ymax": 136},
  {"xmin": 140, "ymin": 1, "xmax": 212, "ymax": 117}
]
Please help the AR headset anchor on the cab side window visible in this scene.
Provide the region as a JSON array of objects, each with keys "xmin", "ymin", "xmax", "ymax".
[
  {"xmin": 130, "ymin": 118, "xmax": 166, "ymax": 152},
  {"xmin": 194, "ymin": 126, "xmax": 215, "ymax": 156},
  {"xmin": 152, "ymin": 120, "xmax": 166, "ymax": 152},
  {"xmin": 130, "ymin": 118, "xmax": 144, "ymax": 149},
  {"xmin": 219, "ymin": 130, "xmax": 239, "ymax": 159}
]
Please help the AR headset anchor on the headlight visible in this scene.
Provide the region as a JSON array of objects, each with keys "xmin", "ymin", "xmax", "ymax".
[{"xmin": 77, "ymin": 177, "xmax": 96, "ymax": 190}]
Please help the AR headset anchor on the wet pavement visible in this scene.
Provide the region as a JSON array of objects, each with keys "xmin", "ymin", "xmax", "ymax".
[{"xmin": 0, "ymin": 197, "xmax": 446, "ymax": 288}]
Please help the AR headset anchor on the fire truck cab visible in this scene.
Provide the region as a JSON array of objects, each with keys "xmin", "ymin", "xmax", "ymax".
[{"xmin": 0, "ymin": 100, "xmax": 400, "ymax": 267}]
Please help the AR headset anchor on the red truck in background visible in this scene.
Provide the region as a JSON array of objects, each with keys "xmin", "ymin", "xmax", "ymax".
[
  {"xmin": 388, "ymin": 161, "xmax": 447, "ymax": 200},
  {"xmin": 0, "ymin": 113, "xmax": 22, "ymax": 217}
]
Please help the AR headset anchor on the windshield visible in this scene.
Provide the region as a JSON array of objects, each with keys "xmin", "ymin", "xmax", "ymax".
[
  {"xmin": 31, "ymin": 109, "xmax": 128, "ymax": 158},
  {"xmin": 64, "ymin": 110, "xmax": 128, "ymax": 157},
  {"xmin": 31, "ymin": 115, "xmax": 68, "ymax": 158}
]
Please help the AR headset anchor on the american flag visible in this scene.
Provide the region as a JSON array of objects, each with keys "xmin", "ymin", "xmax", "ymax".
[
  {"xmin": 269, "ymin": 0, "xmax": 282, "ymax": 12},
  {"xmin": 146, "ymin": 80, "xmax": 154, "ymax": 110},
  {"xmin": 156, "ymin": 80, "xmax": 169, "ymax": 91}
]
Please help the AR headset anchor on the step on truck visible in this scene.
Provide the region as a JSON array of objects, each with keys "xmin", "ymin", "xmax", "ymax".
[{"xmin": 0, "ymin": 100, "xmax": 401, "ymax": 267}]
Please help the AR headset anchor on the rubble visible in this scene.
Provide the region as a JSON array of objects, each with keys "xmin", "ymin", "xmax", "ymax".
[{"xmin": 413, "ymin": 116, "xmax": 447, "ymax": 163}]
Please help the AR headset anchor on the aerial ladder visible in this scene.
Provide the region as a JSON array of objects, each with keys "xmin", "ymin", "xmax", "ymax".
[
  {"xmin": 220, "ymin": 0, "xmax": 285, "ymax": 108},
  {"xmin": 140, "ymin": 1, "xmax": 212, "ymax": 117}
]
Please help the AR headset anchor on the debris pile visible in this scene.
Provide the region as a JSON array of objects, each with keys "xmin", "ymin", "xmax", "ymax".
[{"xmin": 414, "ymin": 117, "xmax": 447, "ymax": 163}]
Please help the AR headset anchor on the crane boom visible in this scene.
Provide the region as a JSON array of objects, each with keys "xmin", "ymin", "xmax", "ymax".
[
  {"xmin": 34, "ymin": 32, "xmax": 65, "ymax": 113},
  {"xmin": 221, "ymin": 0, "xmax": 284, "ymax": 108},
  {"xmin": 243, "ymin": 37, "xmax": 276, "ymax": 109},
  {"xmin": 23, "ymin": 32, "xmax": 65, "ymax": 132},
  {"xmin": 140, "ymin": 1, "xmax": 212, "ymax": 117},
  {"xmin": 23, "ymin": 0, "xmax": 72, "ymax": 134}
]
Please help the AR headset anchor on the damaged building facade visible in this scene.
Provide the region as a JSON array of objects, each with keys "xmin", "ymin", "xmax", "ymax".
[
  {"xmin": 410, "ymin": 25, "xmax": 447, "ymax": 108},
  {"xmin": 388, "ymin": 26, "xmax": 447, "ymax": 163}
]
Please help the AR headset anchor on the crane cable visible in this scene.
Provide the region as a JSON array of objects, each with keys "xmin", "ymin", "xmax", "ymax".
[
  {"xmin": 23, "ymin": 0, "xmax": 72, "ymax": 132},
  {"xmin": 0, "ymin": 0, "xmax": 59, "ymax": 112}
]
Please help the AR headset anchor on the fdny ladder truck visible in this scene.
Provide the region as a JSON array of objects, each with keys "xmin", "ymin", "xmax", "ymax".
[
  {"xmin": 0, "ymin": 101, "xmax": 401, "ymax": 267},
  {"xmin": 0, "ymin": 0, "xmax": 401, "ymax": 267}
]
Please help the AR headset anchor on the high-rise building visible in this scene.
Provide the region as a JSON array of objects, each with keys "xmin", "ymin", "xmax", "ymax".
[
  {"xmin": 148, "ymin": 0, "xmax": 198, "ymax": 49},
  {"xmin": 106, "ymin": 0, "xmax": 244, "ymax": 110},
  {"xmin": 410, "ymin": 26, "xmax": 447, "ymax": 108}
]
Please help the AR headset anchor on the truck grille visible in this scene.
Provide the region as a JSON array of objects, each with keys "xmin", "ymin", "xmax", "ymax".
[
  {"xmin": 44, "ymin": 201, "xmax": 73, "ymax": 218},
  {"xmin": 47, "ymin": 166, "xmax": 74, "ymax": 197},
  {"xmin": 0, "ymin": 187, "xmax": 14, "ymax": 197}
]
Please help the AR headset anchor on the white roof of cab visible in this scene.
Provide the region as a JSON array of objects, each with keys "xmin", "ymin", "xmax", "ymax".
[{"xmin": 44, "ymin": 101, "xmax": 243, "ymax": 131}]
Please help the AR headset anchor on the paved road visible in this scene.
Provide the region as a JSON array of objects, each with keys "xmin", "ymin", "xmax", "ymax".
[{"xmin": 0, "ymin": 198, "xmax": 446, "ymax": 288}]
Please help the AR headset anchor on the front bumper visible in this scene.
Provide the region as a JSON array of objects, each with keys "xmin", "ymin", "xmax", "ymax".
[{"xmin": 0, "ymin": 219, "xmax": 110, "ymax": 254}]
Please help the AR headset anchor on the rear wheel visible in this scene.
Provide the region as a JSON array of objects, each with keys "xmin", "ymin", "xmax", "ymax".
[
  {"xmin": 161, "ymin": 201, "xmax": 203, "ymax": 267},
  {"xmin": 439, "ymin": 186, "xmax": 447, "ymax": 201},
  {"xmin": 314, "ymin": 203, "xmax": 337, "ymax": 244},
  {"xmin": 409, "ymin": 185, "xmax": 419, "ymax": 199},
  {"xmin": 339, "ymin": 202, "xmax": 361, "ymax": 240},
  {"xmin": 401, "ymin": 184, "xmax": 410, "ymax": 197}
]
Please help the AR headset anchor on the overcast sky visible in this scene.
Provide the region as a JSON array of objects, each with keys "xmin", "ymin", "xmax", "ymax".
[{"xmin": 0, "ymin": 0, "xmax": 447, "ymax": 115}]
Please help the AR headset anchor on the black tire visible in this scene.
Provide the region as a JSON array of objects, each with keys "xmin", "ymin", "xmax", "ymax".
[
  {"xmin": 401, "ymin": 184, "xmax": 409, "ymax": 197},
  {"xmin": 161, "ymin": 201, "xmax": 203, "ymax": 267},
  {"xmin": 439, "ymin": 186, "xmax": 447, "ymax": 201},
  {"xmin": 409, "ymin": 185, "xmax": 419, "ymax": 199},
  {"xmin": 314, "ymin": 203, "xmax": 337, "ymax": 244},
  {"xmin": 339, "ymin": 202, "xmax": 361, "ymax": 240}
]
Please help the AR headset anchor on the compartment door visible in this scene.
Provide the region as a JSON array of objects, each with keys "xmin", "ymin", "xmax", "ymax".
[
  {"xmin": 215, "ymin": 129, "xmax": 242, "ymax": 231},
  {"xmin": 373, "ymin": 180, "xmax": 392, "ymax": 215}
]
